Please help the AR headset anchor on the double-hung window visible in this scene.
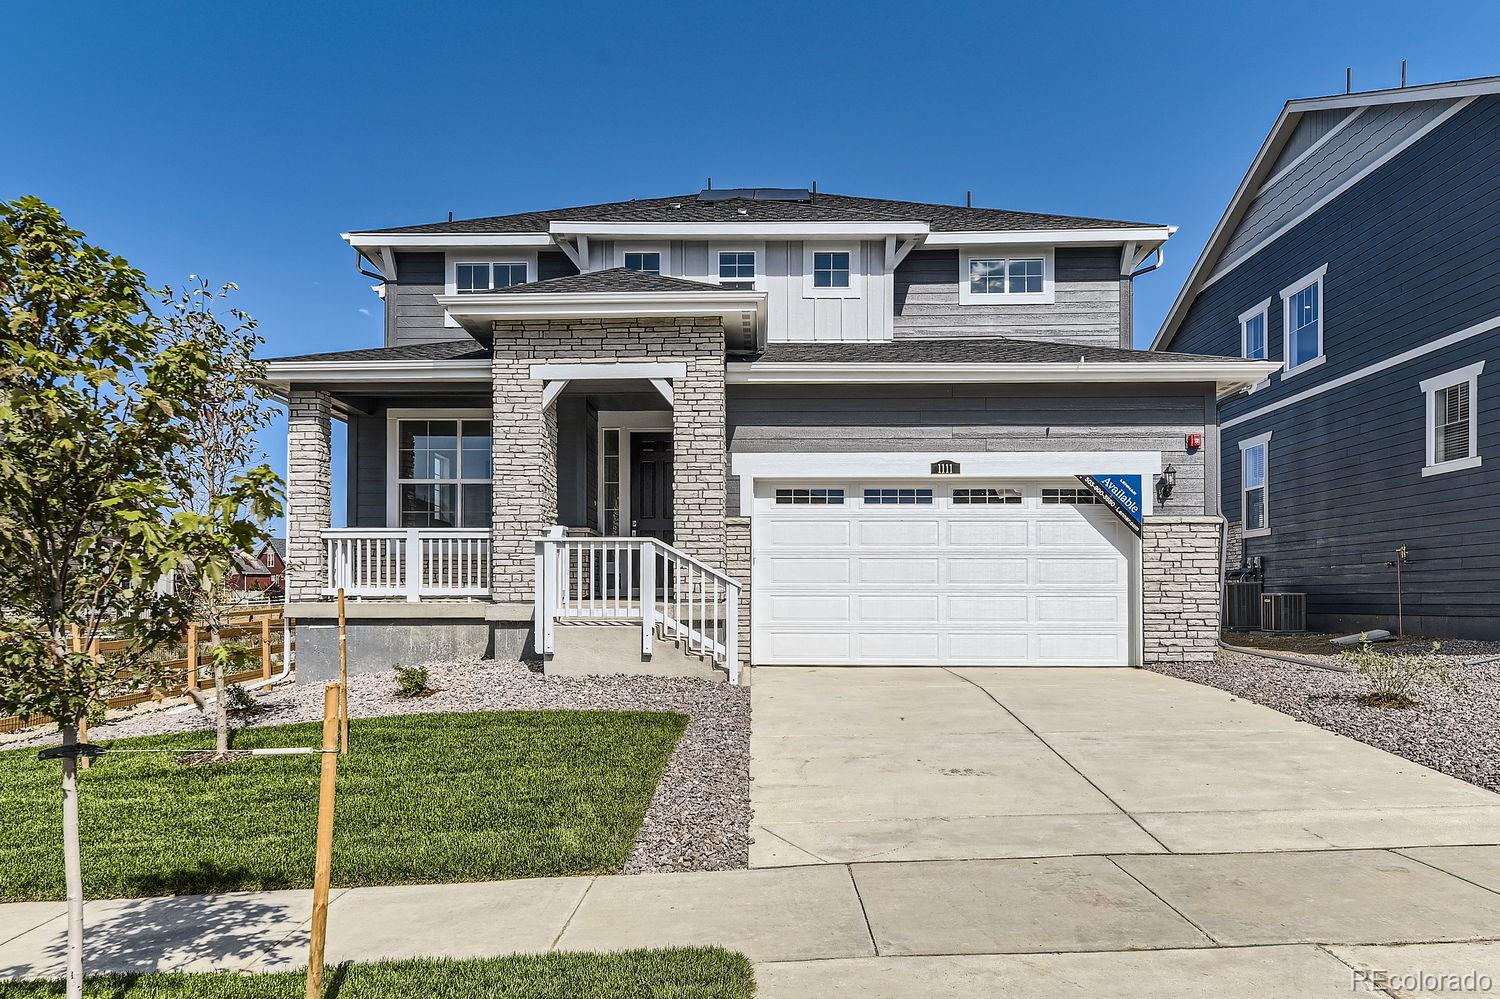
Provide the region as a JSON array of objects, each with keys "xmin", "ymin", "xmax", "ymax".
[
  {"xmin": 1239, "ymin": 432, "xmax": 1271, "ymax": 537},
  {"xmin": 395, "ymin": 418, "xmax": 492, "ymax": 528},
  {"xmin": 718, "ymin": 250, "xmax": 756, "ymax": 290},
  {"xmin": 455, "ymin": 261, "xmax": 527, "ymax": 293},
  {"xmin": 623, "ymin": 251, "xmax": 662, "ymax": 275},
  {"xmin": 1239, "ymin": 298, "xmax": 1271, "ymax": 360},
  {"xmin": 1280, "ymin": 266, "xmax": 1327, "ymax": 375},
  {"xmin": 1421, "ymin": 362, "xmax": 1484, "ymax": 476},
  {"xmin": 959, "ymin": 248, "xmax": 1053, "ymax": 304}
]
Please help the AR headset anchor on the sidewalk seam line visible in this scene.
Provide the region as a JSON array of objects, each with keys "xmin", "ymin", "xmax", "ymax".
[
  {"xmin": 941, "ymin": 667, "xmax": 1173, "ymax": 853},
  {"xmin": 844, "ymin": 864, "xmax": 881, "ymax": 957},
  {"xmin": 1313, "ymin": 943, "xmax": 1403, "ymax": 999},
  {"xmin": 1103, "ymin": 855, "xmax": 1221, "ymax": 946},
  {"xmin": 1392, "ymin": 848, "xmax": 1500, "ymax": 899},
  {"xmin": 550, "ymin": 877, "xmax": 595, "ymax": 951},
  {"xmin": 0, "ymin": 912, "xmax": 66, "ymax": 948},
  {"xmin": 756, "ymin": 825, "xmax": 833, "ymax": 865}
]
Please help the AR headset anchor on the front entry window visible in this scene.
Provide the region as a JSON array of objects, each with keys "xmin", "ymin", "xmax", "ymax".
[{"xmin": 397, "ymin": 419, "xmax": 492, "ymax": 527}]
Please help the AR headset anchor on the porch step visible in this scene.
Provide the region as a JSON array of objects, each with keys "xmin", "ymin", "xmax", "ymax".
[{"xmin": 545, "ymin": 620, "xmax": 722, "ymax": 682}]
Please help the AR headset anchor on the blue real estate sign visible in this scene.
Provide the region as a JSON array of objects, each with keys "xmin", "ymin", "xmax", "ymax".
[{"xmin": 1076, "ymin": 474, "xmax": 1143, "ymax": 534}]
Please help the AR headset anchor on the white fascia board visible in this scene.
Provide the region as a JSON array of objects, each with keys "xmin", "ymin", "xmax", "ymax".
[
  {"xmin": 730, "ymin": 450, "xmax": 1164, "ymax": 514},
  {"xmin": 262, "ymin": 358, "xmax": 491, "ymax": 383},
  {"xmin": 923, "ymin": 227, "xmax": 1175, "ymax": 247},
  {"xmin": 529, "ymin": 361, "xmax": 687, "ymax": 380},
  {"xmin": 343, "ymin": 232, "xmax": 555, "ymax": 250},
  {"xmin": 437, "ymin": 290, "xmax": 766, "ymax": 322},
  {"xmin": 548, "ymin": 221, "xmax": 930, "ymax": 238},
  {"xmin": 725, "ymin": 360, "xmax": 1279, "ymax": 393}
]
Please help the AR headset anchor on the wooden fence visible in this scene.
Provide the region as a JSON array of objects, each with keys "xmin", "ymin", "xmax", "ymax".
[{"xmin": 0, "ymin": 606, "xmax": 294, "ymax": 736}]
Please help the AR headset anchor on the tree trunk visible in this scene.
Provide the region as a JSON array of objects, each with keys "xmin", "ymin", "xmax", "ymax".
[
  {"xmin": 213, "ymin": 623, "xmax": 227, "ymax": 755},
  {"xmin": 60, "ymin": 725, "xmax": 85, "ymax": 999}
]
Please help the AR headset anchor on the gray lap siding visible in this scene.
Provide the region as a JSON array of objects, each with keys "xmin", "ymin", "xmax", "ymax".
[{"xmin": 725, "ymin": 383, "xmax": 1213, "ymax": 517}]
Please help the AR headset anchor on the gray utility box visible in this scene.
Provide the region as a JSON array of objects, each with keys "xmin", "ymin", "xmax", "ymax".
[
  {"xmin": 1261, "ymin": 592, "xmax": 1307, "ymax": 633},
  {"xmin": 1224, "ymin": 581, "xmax": 1264, "ymax": 631}
]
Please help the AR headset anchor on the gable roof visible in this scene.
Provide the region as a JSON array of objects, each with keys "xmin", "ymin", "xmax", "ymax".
[
  {"xmin": 486, "ymin": 267, "xmax": 732, "ymax": 295},
  {"xmin": 351, "ymin": 191, "xmax": 1159, "ymax": 236},
  {"xmin": 1152, "ymin": 74, "xmax": 1500, "ymax": 352}
]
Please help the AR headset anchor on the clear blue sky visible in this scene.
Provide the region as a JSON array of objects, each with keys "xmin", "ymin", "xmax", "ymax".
[{"xmin": 9, "ymin": 0, "xmax": 1498, "ymax": 530}]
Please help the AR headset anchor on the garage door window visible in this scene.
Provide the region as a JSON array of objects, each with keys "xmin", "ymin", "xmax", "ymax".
[
  {"xmin": 864, "ymin": 488, "xmax": 933, "ymax": 505},
  {"xmin": 775, "ymin": 487, "xmax": 845, "ymax": 505},
  {"xmin": 953, "ymin": 487, "xmax": 1022, "ymax": 505},
  {"xmin": 1042, "ymin": 487, "xmax": 1098, "ymax": 504}
]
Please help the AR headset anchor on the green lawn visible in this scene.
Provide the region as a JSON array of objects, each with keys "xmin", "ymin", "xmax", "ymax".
[
  {"xmin": 0, "ymin": 949, "xmax": 755, "ymax": 999},
  {"xmin": 0, "ymin": 710, "xmax": 686, "ymax": 901}
]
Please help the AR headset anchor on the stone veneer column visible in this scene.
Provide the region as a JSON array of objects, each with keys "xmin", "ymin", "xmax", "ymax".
[
  {"xmin": 725, "ymin": 516, "xmax": 752, "ymax": 671},
  {"xmin": 671, "ymin": 319, "xmax": 728, "ymax": 566},
  {"xmin": 285, "ymin": 389, "xmax": 333, "ymax": 602},
  {"xmin": 1141, "ymin": 516, "xmax": 1223, "ymax": 665},
  {"xmin": 490, "ymin": 325, "xmax": 558, "ymax": 603}
]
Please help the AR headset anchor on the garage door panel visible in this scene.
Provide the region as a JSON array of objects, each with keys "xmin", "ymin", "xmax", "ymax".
[
  {"xmin": 949, "ymin": 632, "xmax": 1031, "ymax": 661},
  {"xmin": 856, "ymin": 631, "xmax": 941, "ymax": 659},
  {"xmin": 947, "ymin": 595, "xmax": 1028, "ymax": 622},
  {"xmin": 769, "ymin": 594, "xmax": 850, "ymax": 621},
  {"xmin": 1037, "ymin": 519, "xmax": 1116, "ymax": 546},
  {"xmin": 948, "ymin": 521, "xmax": 1028, "ymax": 547},
  {"xmin": 767, "ymin": 557, "xmax": 850, "ymax": 584},
  {"xmin": 858, "ymin": 557, "xmax": 939, "ymax": 584},
  {"xmin": 768, "ymin": 632, "xmax": 849, "ymax": 660},
  {"xmin": 1036, "ymin": 594, "xmax": 1123, "ymax": 622},
  {"xmin": 1037, "ymin": 631, "xmax": 1123, "ymax": 663},
  {"xmin": 858, "ymin": 594, "xmax": 940, "ymax": 622},
  {"xmin": 858, "ymin": 520, "xmax": 940, "ymax": 546},
  {"xmin": 947, "ymin": 557, "xmax": 1029, "ymax": 584},
  {"xmin": 1035, "ymin": 556, "xmax": 1121, "ymax": 585},
  {"xmin": 770, "ymin": 520, "xmax": 851, "ymax": 547}
]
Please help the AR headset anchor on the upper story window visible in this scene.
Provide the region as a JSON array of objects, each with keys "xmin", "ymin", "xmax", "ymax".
[
  {"xmin": 718, "ymin": 250, "xmax": 756, "ymax": 290},
  {"xmin": 624, "ymin": 251, "xmax": 662, "ymax": 275},
  {"xmin": 959, "ymin": 248, "xmax": 1054, "ymax": 305},
  {"xmin": 1421, "ymin": 362, "xmax": 1484, "ymax": 477},
  {"xmin": 1239, "ymin": 297, "xmax": 1271, "ymax": 360},
  {"xmin": 1239, "ymin": 432, "xmax": 1271, "ymax": 537},
  {"xmin": 455, "ymin": 261, "xmax": 527, "ymax": 293},
  {"xmin": 1280, "ymin": 265, "xmax": 1327, "ymax": 376},
  {"xmin": 813, "ymin": 251, "xmax": 850, "ymax": 288},
  {"xmin": 395, "ymin": 417, "xmax": 492, "ymax": 528}
]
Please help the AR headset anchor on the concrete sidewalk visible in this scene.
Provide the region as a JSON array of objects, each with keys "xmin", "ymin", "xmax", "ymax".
[{"xmin": 6, "ymin": 848, "xmax": 1500, "ymax": 994}]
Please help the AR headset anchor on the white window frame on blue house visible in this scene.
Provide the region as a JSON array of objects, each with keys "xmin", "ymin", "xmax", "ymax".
[
  {"xmin": 1280, "ymin": 265, "xmax": 1327, "ymax": 378},
  {"xmin": 1421, "ymin": 361, "xmax": 1484, "ymax": 477},
  {"xmin": 1239, "ymin": 431, "xmax": 1272, "ymax": 538},
  {"xmin": 958, "ymin": 246, "xmax": 1055, "ymax": 306},
  {"xmin": 1239, "ymin": 297, "xmax": 1272, "ymax": 360}
]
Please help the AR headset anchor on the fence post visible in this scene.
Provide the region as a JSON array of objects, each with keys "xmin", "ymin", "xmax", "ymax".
[
  {"xmin": 337, "ymin": 588, "xmax": 349, "ymax": 754},
  {"xmin": 261, "ymin": 615, "xmax": 272, "ymax": 680},
  {"xmin": 640, "ymin": 543, "xmax": 655, "ymax": 659},
  {"xmin": 726, "ymin": 583, "xmax": 740, "ymax": 686},
  {"xmin": 305, "ymin": 682, "xmax": 340, "ymax": 999},
  {"xmin": 186, "ymin": 624, "xmax": 199, "ymax": 690},
  {"xmin": 405, "ymin": 529, "xmax": 422, "ymax": 602}
]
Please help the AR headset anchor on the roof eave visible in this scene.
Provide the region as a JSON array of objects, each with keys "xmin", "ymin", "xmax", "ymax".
[
  {"xmin": 548, "ymin": 220, "xmax": 931, "ymax": 238},
  {"xmin": 726, "ymin": 359, "xmax": 1280, "ymax": 394},
  {"xmin": 923, "ymin": 226, "xmax": 1175, "ymax": 246},
  {"xmin": 435, "ymin": 289, "xmax": 769, "ymax": 349}
]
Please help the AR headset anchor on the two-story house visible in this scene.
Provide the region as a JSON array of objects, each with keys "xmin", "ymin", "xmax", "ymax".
[
  {"xmin": 1155, "ymin": 75, "xmax": 1500, "ymax": 638},
  {"xmin": 266, "ymin": 189, "xmax": 1272, "ymax": 682}
]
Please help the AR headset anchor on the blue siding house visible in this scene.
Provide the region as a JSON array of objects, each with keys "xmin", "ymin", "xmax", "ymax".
[{"xmin": 1156, "ymin": 75, "xmax": 1500, "ymax": 638}]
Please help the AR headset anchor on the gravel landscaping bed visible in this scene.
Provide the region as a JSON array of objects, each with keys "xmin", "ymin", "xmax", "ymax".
[
  {"xmin": 5, "ymin": 658, "xmax": 751, "ymax": 874},
  {"xmin": 1150, "ymin": 646, "xmax": 1500, "ymax": 793}
]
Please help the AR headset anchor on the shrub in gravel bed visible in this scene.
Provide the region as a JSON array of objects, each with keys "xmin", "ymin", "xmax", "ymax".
[{"xmin": 1342, "ymin": 639, "xmax": 1450, "ymax": 708}]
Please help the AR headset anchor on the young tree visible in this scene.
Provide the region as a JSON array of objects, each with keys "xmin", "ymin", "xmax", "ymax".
[
  {"xmin": 0, "ymin": 197, "xmax": 280, "ymax": 999},
  {"xmin": 159, "ymin": 278, "xmax": 276, "ymax": 754}
]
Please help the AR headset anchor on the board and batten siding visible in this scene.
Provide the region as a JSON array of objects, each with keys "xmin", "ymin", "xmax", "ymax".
[
  {"xmin": 893, "ymin": 248, "xmax": 1126, "ymax": 347},
  {"xmin": 1168, "ymin": 93, "xmax": 1500, "ymax": 638},
  {"xmin": 725, "ymin": 382, "xmax": 1214, "ymax": 517}
]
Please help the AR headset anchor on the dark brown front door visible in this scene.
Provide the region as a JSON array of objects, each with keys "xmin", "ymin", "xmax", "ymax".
[{"xmin": 630, "ymin": 432, "xmax": 674, "ymax": 543}]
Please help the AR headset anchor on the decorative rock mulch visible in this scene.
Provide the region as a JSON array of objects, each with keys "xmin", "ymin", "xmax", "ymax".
[
  {"xmin": 7, "ymin": 658, "xmax": 752, "ymax": 874},
  {"xmin": 1150, "ymin": 648, "xmax": 1500, "ymax": 794}
]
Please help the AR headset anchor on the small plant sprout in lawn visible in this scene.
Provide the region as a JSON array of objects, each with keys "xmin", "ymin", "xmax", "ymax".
[
  {"xmin": 394, "ymin": 664, "xmax": 434, "ymax": 699},
  {"xmin": 1342, "ymin": 638, "xmax": 1450, "ymax": 709}
]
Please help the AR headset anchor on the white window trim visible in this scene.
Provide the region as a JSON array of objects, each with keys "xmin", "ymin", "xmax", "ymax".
[
  {"xmin": 958, "ymin": 246, "xmax": 1056, "ymax": 306},
  {"xmin": 715, "ymin": 248, "xmax": 760, "ymax": 290},
  {"xmin": 385, "ymin": 408, "xmax": 492, "ymax": 529},
  {"xmin": 1280, "ymin": 264, "xmax": 1328, "ymax": 378},
  {"xmin": 802, "ymin": 243, "xmax": 861, "ymax": 299},
  {"xmin": 617, "ymin": 244, "xmax": 669, "ymax": 276},
  {"xmin": 443, "ymin": 253, "xmax": 535, "ymax": 326},
  {"xmin": 1239, "ymin": 297, "xmax": 1273, "ymax": 361},
  {"xmin": 1420, "ymin": 361, "xmax": 1484, "ymax": 477},
  {"xmin": 595, "ymin": 411, "xmax": 673, "ymax": 535},
  {"xmin": 1239, "ymin": 431, "xmax": 1272, "ymax": 538}
]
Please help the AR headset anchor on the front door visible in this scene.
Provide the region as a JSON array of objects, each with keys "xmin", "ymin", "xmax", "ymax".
[{"xmin": 630, "ymin": 433, "xmax": 674, "ymax": 543}]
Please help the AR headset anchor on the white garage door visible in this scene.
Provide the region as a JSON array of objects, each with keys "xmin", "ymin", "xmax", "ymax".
[{"xmin": 752, "ymin": 481, "xmax": 1135, "ymax": 666}]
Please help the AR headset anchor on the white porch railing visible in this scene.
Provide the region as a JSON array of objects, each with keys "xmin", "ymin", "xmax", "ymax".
[
  {"xmin": 535, "ymin": 533, "xmax": 741, "ymax": 684},
  {"xmin": 324, "ymin": 529, "xmax": 490, "ymax": 601}
]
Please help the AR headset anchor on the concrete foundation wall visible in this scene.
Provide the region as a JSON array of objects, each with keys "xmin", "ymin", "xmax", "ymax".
[{"xmin": 295, "ymin": 619, "xmax": 530, "ymax": 682}]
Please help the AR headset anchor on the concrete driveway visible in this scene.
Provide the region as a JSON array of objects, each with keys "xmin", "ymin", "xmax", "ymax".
[{"xmin": 750, "ymin": 667, "xmax": 1500, "ymax": 866}]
